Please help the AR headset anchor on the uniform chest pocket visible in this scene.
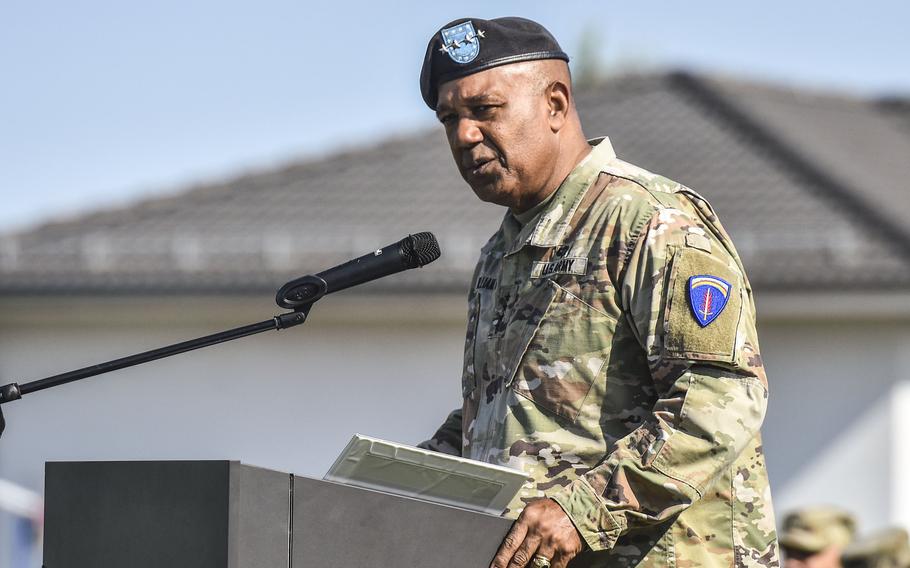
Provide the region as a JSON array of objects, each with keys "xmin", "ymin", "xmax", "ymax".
[{"xmin": 506, "ymin": 279, "xmax": 614, "ymax": 423}]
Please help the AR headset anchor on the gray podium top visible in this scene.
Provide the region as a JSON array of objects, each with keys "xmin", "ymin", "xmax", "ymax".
[{"xmin": 43, "ymin": 460, "xmax": 514, "ymax": 568}]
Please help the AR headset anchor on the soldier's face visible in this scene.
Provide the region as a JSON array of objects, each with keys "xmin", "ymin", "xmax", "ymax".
[
  {"xmin": 783, "ymin": 546, "xmax": 844, "ymax": 568},
  {"xmin": 435, "ymin": 64, "xmax": 559, "ymax": 211}
]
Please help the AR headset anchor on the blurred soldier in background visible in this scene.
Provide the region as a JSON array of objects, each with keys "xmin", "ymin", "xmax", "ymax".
[
  {"xmin": 841, "ymin": 528, "xmax": 910, "ymax": 568},
  {"xmin": 780, "ymin": 507, "xmax": 857, "ymax": 568}
]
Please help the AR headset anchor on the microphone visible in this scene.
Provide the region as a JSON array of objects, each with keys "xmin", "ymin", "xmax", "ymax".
[{"xmin": 275, "ymin": 232, "xmax": 441, "ymax": 309}]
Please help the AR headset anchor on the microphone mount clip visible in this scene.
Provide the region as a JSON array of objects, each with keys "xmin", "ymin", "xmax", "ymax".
[{"xmin": 275, "ymin": 274, "xmax": 328, "ymax": 311}]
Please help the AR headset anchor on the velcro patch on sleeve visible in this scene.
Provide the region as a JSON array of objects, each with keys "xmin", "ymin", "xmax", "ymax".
[
  {"xmin": 530, "ymin": 257, "xmax": 588, "ymax": 279},
  {"xmin": 685, "ymin": 232, "xmax": 712, "ymax": 253},
  {"xmin": 662, "ymin": 248, "xmax": 742, "ymax": 362}
]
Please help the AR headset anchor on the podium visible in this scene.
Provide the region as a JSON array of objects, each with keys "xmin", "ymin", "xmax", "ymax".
[{"xmin": 43, "ymin": 460, "xmax": 514, "ymax": 568}]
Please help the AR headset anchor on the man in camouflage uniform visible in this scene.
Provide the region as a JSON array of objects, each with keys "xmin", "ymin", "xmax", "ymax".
[
  {"xmin": 419, "ymin": 17, "xmax": 778, "ymax": 568},
  {"xmin": 779, "ymin": 507, "xmax": 856, "ymax": 568},
  {"xmin": 842, "ymin": 528, "xmax": 910, "ymax": 568}
]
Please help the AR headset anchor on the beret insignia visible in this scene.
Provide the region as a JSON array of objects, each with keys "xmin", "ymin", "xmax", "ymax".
[
  {"xmin": 439, "ymin": 21, "xmax": 483, "ymax": 64},
  {"xmin": 419, "ymin": 17, "xmax": 569, "ymax": 109}
]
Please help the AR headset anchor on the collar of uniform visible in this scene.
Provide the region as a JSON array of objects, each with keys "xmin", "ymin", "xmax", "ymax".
[{"xmin": 505, "ymin": 137, "xmax": 616, "ymax": 255}]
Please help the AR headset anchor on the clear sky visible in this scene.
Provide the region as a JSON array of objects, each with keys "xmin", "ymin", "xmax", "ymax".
[{"xmin": 1, "ymin": 0, "xmax": 907, "ymax": 232}]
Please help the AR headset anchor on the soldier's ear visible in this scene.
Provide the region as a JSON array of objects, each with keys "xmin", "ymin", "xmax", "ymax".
[{"xmin": 546, "ymin": 80, "xmax": 571, "ymax": 132}]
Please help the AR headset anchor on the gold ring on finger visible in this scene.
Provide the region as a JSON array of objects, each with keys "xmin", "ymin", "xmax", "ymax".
[{"xmin": 531, "ymin": 554, "xmax": 552, "ymax": 568}]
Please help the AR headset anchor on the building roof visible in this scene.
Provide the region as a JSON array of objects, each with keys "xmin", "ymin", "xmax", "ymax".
[{"xmin": 2, "ymin": 71, "xmax": 909, "ymax": 297}]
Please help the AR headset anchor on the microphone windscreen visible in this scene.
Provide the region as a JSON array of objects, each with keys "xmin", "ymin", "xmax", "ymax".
[{"xmin": 403, "ymin": 232, "xmax": 441, "ymax": 267}]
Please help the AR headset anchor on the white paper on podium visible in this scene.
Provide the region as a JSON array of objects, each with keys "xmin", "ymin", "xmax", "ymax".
[{"xmin": 324, "ymin": 434, "xmax": 529, "ymax": 515}]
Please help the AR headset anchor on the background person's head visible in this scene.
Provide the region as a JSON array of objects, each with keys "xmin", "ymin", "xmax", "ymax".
[
  {"xmin": 780, "ymin": 507, "xmax": 857, "ymax": 568},
  {"xmin": 841, "ymin": 528, "xmax": 910, "ymax": 568}
]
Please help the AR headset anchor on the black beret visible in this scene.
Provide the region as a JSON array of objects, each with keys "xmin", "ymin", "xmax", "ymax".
[{"xmin": 420, "ymin": 17, "xmax": 569, "ymax": 110}]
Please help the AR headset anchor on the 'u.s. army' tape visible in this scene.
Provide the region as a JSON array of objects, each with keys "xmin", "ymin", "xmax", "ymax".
[{"xmin": 530, "ymin": 257, "xmax": 588, "ymax": 279}]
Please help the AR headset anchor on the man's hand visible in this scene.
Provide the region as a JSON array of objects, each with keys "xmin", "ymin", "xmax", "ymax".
[{"xmin": 490, "ymin": 498, "xmax": 583, "ymax": 568}]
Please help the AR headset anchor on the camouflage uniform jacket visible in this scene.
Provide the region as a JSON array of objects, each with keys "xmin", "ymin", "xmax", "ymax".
[{"xmin": 422, "ymin": 138, "xmax": 779, "ymax": 567}]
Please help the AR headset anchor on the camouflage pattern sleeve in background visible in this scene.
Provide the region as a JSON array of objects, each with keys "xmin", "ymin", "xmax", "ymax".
[{"xmin": 418, "ymin": 407, "xmax": 463, "ymax": 456}]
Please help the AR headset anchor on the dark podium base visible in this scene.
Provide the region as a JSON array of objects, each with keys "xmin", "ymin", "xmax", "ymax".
[{"xmin": 43, "ymin": 460, "xmax": 514, "ymax": 568}]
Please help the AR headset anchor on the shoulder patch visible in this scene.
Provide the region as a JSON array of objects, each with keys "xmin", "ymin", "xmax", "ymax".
[
  {"xmin": 688, "ymin": 275, "xmax": 731, "ymax": 327},
  {"xmin": 663, "ymin": 248, "xmax": 743, "ymax": 362}
]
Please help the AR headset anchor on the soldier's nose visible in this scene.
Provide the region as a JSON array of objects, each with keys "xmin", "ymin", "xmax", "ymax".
[{"xmin": 454, "ymin": 119, "xmax": 483, "ymax": 148}]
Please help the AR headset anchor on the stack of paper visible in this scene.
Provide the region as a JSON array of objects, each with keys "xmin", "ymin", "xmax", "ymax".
[{"xmin": 324, "ymin": 434, "xmax": 528, "ymax": 515}]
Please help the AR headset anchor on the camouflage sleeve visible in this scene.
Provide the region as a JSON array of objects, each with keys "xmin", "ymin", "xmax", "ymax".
[
  {"xmin": 417, "ymin": 407, "xmax": 463, "ymax": 456},
  {"xmin": 550, "ymin": 205, "xmax": 769, "ymax": 551}
]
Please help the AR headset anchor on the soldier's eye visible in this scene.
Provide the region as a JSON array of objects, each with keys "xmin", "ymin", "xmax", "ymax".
[{"xmin": 438, "ymin": 113, "xmax": 456, "ymax": 125}]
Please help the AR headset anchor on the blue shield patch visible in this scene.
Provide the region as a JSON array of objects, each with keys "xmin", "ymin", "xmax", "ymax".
[
  {"xmin": 688, "ymin": 275, "xmax": 732, "ymax": 327},
  {"xmin": 440, "ymin": 21, "xmax": 481, "ymax": 64}
]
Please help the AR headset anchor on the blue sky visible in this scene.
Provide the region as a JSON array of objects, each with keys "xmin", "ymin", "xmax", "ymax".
[{"xmin": 1, "ymin": 1, "xmax": 908, "ymax": 231}]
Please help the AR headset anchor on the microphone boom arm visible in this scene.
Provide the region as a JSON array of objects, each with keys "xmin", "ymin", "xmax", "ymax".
[{"xmin": 0, "ymin": 306, "xmax": 312, "ymax": 405}]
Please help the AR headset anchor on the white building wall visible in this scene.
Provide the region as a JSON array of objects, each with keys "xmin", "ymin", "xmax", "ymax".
[
  {"xmin": 759, "ymin": 320, "xmax": 909, "ymax": 533},
  {"xmin": 892, "ymin": 344, "xmax": 910, "ymax": 530}
]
